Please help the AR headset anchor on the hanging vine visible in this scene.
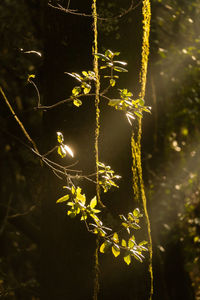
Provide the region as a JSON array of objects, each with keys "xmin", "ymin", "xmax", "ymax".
[
  {"xmin": 92, "ymin": 0, "xmax": 101, "ymax": 299},
  {"xmin": 131, "ymin": 0, "xmax": 153, "ymax": 299}
]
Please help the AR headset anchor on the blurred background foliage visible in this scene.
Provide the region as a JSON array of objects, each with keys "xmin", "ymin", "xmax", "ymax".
[{"xmin": 0, "ymin": 0, "xmax": 200, "ymax": 299}]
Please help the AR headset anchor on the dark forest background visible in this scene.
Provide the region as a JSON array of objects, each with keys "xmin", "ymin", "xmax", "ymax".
[{"xmin": 0, "ymin": 0, "xmax": 200, "ymax": 299}]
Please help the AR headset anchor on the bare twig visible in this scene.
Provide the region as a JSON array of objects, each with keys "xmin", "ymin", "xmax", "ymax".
[
  {"xmin": 0, "ymin": 195, "xmax": 12, "ymax": 235},
  {"xmin": 0, "ymin": 87, "xmax": 39, "ymax": 154},
  {"xmin": 28, "ymin": 79, "xmax": 41, "ymax": 107},
  {"xmin": 8, "ymin": 205, "xmax": 36, "ymax": 219},
  {"xmin": 48, "ymin": 0, "xmax": 142, "ymax": 21}
]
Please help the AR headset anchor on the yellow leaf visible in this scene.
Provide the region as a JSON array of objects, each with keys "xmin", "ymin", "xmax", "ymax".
[
  {"xmin": 100, "ymin": 242, "xmax": 106, "ymax": 253},
  {"xmin": 124, "ymin": 254, "xmax": 131, "ymax": 265},
  {"xmin": 57, "ymin": 145, "xmax": 66, "ymax": 158},
  {"xmin": 64, "ymin": 144, "xmax": 74, "ymax": 157},
  {"xmin": 76, "ymin": 187, "xmax": 86, "ymax": 205},
  {"xmin": 112, "ymin": 245, "xmax": 120, "ymax": 257},
  {"xmin": 90, "ymin": 196, "xmax": 97, "ymax": 209},
  {"xmin": 71, "ymin": 186, "xmax": 75, "ymax": 194},
  {"xmin": 112, "ymin": 232, "xmax": 119, "ymax": 243},
  {"xmin": 121, "ymin": 239, "xmax": 127, "ymax": 247},
  {"xmin": 56, "ymin": 194, "xmax": 69, "ymax": 203},
  {"xmin": 57, "ymin": 131, "xmax": 64, "ymax": 143}
]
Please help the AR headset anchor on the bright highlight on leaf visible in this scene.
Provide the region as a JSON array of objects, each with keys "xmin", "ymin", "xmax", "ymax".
[
  {"xmin": 27, "ymin": 74, "xmax": 35, "ymax": 82},
  {"xmin": 112, "ymin": 244, "xmax": 120, "ymax": 257},
  {"xmin": 57, "ymin": 132, "xmax": 64, "ymax": 143},
  {"xmin": 64, "ymin": 144, "xmax": 74, "ymax": 157},
  {"xmin": 90, "ymin": 196, "xmax": 97, "ymax": 209},
  {"xmin": 56, "ymin": 194, "xmax": 70, "ymax": 203},
  {"xmin": 124, "ymin": 254, "xmax": 131, "ymax": 265}
]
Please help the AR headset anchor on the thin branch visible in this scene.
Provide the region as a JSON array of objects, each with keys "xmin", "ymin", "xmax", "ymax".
[
  {"xmin": 8, "ymin": 205, "xmax": 36, "ymax": 219},
  {"xmin": 0, "ymin": 195, "xmax": 12, "ymax": 235},
  {"xmin": 0, "ymin": 87, "xmax": 39, "ymax": 154},
  {"xmin": 28, "ymin": 79, "xmax": 41, "ymax": 107},
  {"xmin": 48, "ymin": 0, "xmax": 142, "ymax": 21}
]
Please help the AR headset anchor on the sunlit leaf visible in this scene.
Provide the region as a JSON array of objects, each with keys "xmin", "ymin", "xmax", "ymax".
[
  {"xmin": 83, "ymin": 86, "xmax": 91, "ymax": 94},
  {"xmin": 105, "ymin": 49, "xmax": 114, "ymax": 58},
  {"xmin": 27, "ymin": 74, "xmax": 35, "ymax": 81},
  {"xmin": 100, "ymin": 240, "xmax": 111, "ymax": 253},
  {"xmin": 128, "ymin": 237, "xmax": 135, "ymax": 248},
  {"xmin": 110, "ymin": 79, "xmax": 116, "ymax": 87},
  {"xmin": 108, "ymin": 99, "xmax": 121, "ymax": 107},
  {"xmin": 133, "ymin": 208, "xmax": 140, "ymax": 217},
  {"xmin": 63, "ymin": 144, "xmax": 74, "ymax": 157},
  {"xmin": 90, "ymin": 196, "xmax": 97, "ymax": 209},
  {"xmin": 94, "ymin": 53, "xmax": 109, "ymax": 61},
  {"xmin": 113, "ymin": 66, "xmax": 128, "ymax": 72},
  {"xmin": 72, "ymin": 86, "xmax": 81, "ymax": 96},
  {"xmin": 113, "ymin": 60, "xmax": 127, "ymax": 66},
  {"xmin": 73, "ymin": 98, "xmax": 82, "ymax": 107},
  {"xmin": 71, "ymin": 186, "xmax": 75, "ymax": 194},
  {"xmin": 57, "ymin": 131, "xmax": 64, "ymax": 143},
  {"xmin": 121, "ymin": 239, "xmax": 127, "ymax": 247},
  {"xmin": 82, "ymin": 71, "xmax": 88, "ymax": 76},
  {"xmin": 76, "ymin": 187, "xmax": 86, "ymax": 205},
  {"xmin": 112, "ymin": 232, "xmax": 119, "ymax": 243},
  {"xmin": 58, "ymin": 145, "xmax": 66, "ymax": 158},
  {"xmin": 124, "ymin": 254, "xmax": 131, "ymax": 265},
  {"xmin": 112, "ymin": 244, "xmax": 120, "ymax": 257},
  {"xmin": 56, "ymin": 194, "xmax": 70, "ymax": 203}
]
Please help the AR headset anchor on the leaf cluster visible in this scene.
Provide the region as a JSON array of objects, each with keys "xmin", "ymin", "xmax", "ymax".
[
  {"xmin": 64, "ymin": 49, "xmax": 151, "ymax": 125},
  {"xmin": 57, "ymin": 183, "xmax": 148, "ymax": 265},
  {"xmin": 98, "ymin": 162, "xmax": 121, "ymax": 192}
]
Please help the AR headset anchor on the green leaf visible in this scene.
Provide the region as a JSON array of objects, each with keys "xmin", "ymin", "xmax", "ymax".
[
  {"xmin": 83, "ymin": 86, "xmax": 91, "ymax": 94},
  {"xmin": 56, "ymin": 194, "xmax": 70, "ymax": 203},
  {"xmin": 139, "ymin": 241, "xmax": 148, "ymax": 246},
  {"xmin": 124, "ymin": 254, "xmax": 131, "ymax": 265},
  {"xmin": 113, "ymin": 60, "xmax": 127, "ymax": 66},
  {"xmin": 128, "ymin": 237, "xmax": 135, "ymax": 248},
  {"xmin": 133, "ymin": 111, "xmax": 143, "ymax": 118},
  {"xmin": 100, "ymin": 240, "xmax": 111, "ymax": 253},
  {"xmin": 105, "ymin": 49, "xmax": 114, "ymax": 58},
  {"xmin": 57, "ymin": 145, "xmax": 66, "ymax": 158},
  {"xmin": 72, "ymin": 86, "xmax": 81, "ymax": 96},
  {"xmin": 57, "ymin": 132, "xmax": 64, "ymax": 143},
  {"xmin": 110, "ymin": 79, "xmax": 116, "ymax": 87},
  {"xmin": 73, "ymin": 98, "xmax": 82, "ymax": 107},
  {"xmin": 112, "ymin": 244, "xmax": 120, "ymax": 257},
  {"xmin": 121, "ymin": 239, "xmax": 127, "ymax": 247},
  {"xmin": 132, "ymin": 252, "xmax": 143, "ymax": 262},
  {"xmin": 94, "ymin": 53, "xmax": 109, "ymax": 61},
  {"xmin": 28, "ymin": 74, "xmax": 35, "ymax": 82},
  {"xmin": 90, "ymin": 196, "xmax": 97, "ymax": 209},
  {"xmin": 138, "ymin": 98, "xmax": 145, "ymax": 106},
  {"xmin": 82, "ymin": 71, "xmax": 88, "ymax": 76},
  {"xmin": 65, "ymin": 72, "xmax": 82, "ymax": 82},
  {"xmin": 113, "ymin": 66, "xmax": 128, "ymax": 72},
  {"xmin": 133, "ymin": 208, "xmax": 140, "ymax": 217},
  {"xmin": 76, "ymin": 187, "xmax": 86, "ymax": 205},
  {"xmin": 108, "ymin": 99, "xmax": 121, "ymax": 107},
  {"xmin": 112, "ymin": 232, "xmax": 119, "ymax": 243}
]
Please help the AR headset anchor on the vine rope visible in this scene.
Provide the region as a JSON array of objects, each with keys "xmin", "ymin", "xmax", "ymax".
[
  {"xmin": 92, "ymin": 0, "xmax": 101, "ymax": 299},
  {"xmin": 131, "ymin": 0, "xmax": 153, "ymax": 299}
]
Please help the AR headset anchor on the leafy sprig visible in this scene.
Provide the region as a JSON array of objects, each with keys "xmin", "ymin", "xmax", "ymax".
[
  {"xmin": 64, "ymin": 49, "xmax": 151, "ymax": 125},
  {"xmin": 98, "ymin": 162, "xmax": 121, "ymax": 192}
]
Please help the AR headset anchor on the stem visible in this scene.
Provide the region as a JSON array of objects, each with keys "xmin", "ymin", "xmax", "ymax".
[{"xmin": 0, "ymin": 86, "xmax": 39, "ymax": 154}]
